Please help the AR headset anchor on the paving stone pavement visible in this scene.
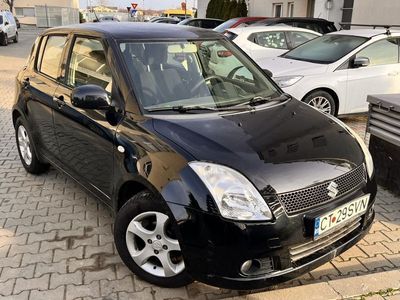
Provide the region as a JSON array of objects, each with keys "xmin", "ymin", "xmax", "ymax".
[{"xmin": 0, "ymin": 30, "xmax": 399, "ymax": 300}]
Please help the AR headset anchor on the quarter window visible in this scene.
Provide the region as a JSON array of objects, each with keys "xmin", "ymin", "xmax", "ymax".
[
  {"xmin": 253, "ymin": 31, "xmax": 287, "ymax": 49},
  {"xmin": 38, "ymin": 35, "xmax": 67, "ymax": 79},
  {"xmin": 356, "ymin": 39, "xmax": 399, "ymax": 66},
  {"xmin": 67, "ymin": 37, "xmax": 112, "ymax": 93},
  {"xmin": 287, "ymin": 31, "xmax": 318, "ymax": 48}
]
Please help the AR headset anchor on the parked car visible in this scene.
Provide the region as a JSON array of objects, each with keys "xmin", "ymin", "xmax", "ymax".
[
  {"xmin": 253, "ymin": 17, "xmax": 337, "ymax": 34},
  {"xmin": 150, "ymin": 17, "xmax": 179, "ymax": 24},
  {"xmin": 14, "ymin": 16, "xmax": 20, "ymax": 29},
  {"xmin": 227, "ymin": 25, "xmax": 321, "ymax": 63},
  {"xmin": 178, "ymin": 18, "xmax": 224, "ymax": 29},
  {"xmin": 13, "ymin": 22, "xmax": 376, "ymax": 289},
  {"xmin": 95, "ymin": 16, "xmax": 119, "ymax": 22},
  {"xmin": 213, "ymin": 17, "xmax": 268, "ymax": 33},
  {"xmin": 0, "ymin": 11, "xmax": 18, "ymax": 46},
  {"xmin": 259, "ymin": 29, "xmax": 400, "ymax": 115}
]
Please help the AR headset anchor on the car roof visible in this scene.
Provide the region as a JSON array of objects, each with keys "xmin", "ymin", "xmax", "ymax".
[
  {"xmin": 268, "ymin": 17, "xmax": 333, "ymax": 23},
  {"xmin": 228, "ymin": 25, "xmax": 321, "ymax": 35},
  {"xmin": 328, "ymin": 28, "xmax": 400, "ymax": 38},
  {"xmin": 42, "ymin": 22, "xmax": 222, "ymax": 40}
]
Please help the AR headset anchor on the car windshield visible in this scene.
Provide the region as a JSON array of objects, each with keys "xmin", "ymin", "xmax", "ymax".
[
  {"xmin": 282, "ymin": 34, "xmax": 368, "ymax": 64},
  {"xmin": 119, "ymin": 39, "xmax": 280, "ymax": 113},
  {"xmin": 214, "ymin": 18, "xmax": 239, "ymax": 33}
]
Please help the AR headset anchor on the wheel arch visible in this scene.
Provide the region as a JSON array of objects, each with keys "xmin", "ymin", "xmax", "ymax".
[
  {"xmin": 12, "ymin": 109, "xmax": 22, "ymax": 128},
  {"xmin": 301, "ymin": 87, "xmax": 340, "ymax": 116}
]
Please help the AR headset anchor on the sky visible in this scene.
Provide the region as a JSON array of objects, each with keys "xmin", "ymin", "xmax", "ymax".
[{"xmin": 80, "ymin": 0, "xmax": 198, "ymax": 10}]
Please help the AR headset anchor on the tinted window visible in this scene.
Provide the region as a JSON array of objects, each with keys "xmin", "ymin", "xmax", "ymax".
[
  {"xmin": 214, "ymin": 18, "xmax": 238, "ymax": 33},
  {"xmin": 39, "ymin": 35, "xmax": 67, "ymax": 79},
  {"xmin": 294, "ymin": 21, "xmax": 321, "ymax": 33},
  {"xmin": 287, "ymin": 31, "xmax": 318, "ymax": 48},
  {"xmin": 254, "ymin": 31, "xmax": 287, "ymax": 49},
  {"xmin": 356, "ymin": 39, "xmax": 399, "ymax": 66},
  {"xmin": 0, "ymin": 16, "xmax": 3, "ymax": 25},
  {"xmin": 67, "ymin": 37, "xmax": 112, "ymax": 92},
  {"xmin": 283, "ymin": 35, "xmax": 368, "ymax": 64}
]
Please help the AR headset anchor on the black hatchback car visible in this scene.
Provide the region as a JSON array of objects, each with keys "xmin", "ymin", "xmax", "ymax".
[
  {"xmin": 253, "ymin": 17, "xmax": 337, "ymax": 34},
  {"xmin": 13, "ymin": 23, "xmax": 376, "ymax": 289}
]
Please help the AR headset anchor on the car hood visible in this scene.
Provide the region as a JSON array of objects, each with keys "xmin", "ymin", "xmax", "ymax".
[
  {"xmin": 258, "ymin": 57, "xmax": 329, "ymax": 77},
  {"xmin": 152, "ymin": 100, "xmax": 364, "ymax": 194}
]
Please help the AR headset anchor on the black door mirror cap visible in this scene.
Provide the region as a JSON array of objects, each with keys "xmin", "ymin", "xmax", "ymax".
[
  {"xmin": 4, "ymin": 21, "xmax": 9, "ymax": 26},
  {"xmin": 263, "ymin": 69, "xmax": 273, "ymax": 77},
  {"xmin": 71, "ymin": 84, "xmax": 111, "ymax": 110}
]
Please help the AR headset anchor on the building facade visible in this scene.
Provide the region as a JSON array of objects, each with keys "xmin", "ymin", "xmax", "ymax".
[{"xmin": 197, "ymin": 0, "xmax": 400, "ymax": 29}]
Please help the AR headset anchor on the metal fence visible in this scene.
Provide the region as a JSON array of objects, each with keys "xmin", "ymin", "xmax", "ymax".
[{"xmin": 35, "ymin": 5, "xmax": 79, "ymax": 28}]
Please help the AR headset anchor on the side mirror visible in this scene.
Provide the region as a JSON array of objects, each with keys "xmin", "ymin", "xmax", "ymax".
[
  {"xmin": 4, "ymin": 21, "xmax": 9, "ymax": 26},
  {"xmin": 71, "ymin": 85, "xmax": 111, "ymax": 110},
  {"xmin": 263, "ymin": 69, "xmax": 273, "ymax": 77},
  {"xmin": 353, "ymin": 57, "xmax": 370, "ymax": 68}
]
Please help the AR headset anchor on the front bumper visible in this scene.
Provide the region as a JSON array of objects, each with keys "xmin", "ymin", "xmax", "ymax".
[{"xmin": 164, "ymin": 173, "xmax": 377, "ymax": 290}]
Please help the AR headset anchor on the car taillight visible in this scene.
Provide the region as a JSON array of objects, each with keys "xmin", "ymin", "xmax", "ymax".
[{"xmin": 217, "ymin": 50, "xmax": 232, "ymax": 58}]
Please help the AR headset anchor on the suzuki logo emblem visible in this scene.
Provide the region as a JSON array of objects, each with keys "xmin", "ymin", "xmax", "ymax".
[{"xmin": 327, "ymin": 181, "xmax": 339, "ymax": 199}]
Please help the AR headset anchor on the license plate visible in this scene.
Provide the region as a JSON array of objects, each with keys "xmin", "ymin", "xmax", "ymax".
[{"xmin": 314, "ymin": 195, "xmax": 370, "ymax": 239}]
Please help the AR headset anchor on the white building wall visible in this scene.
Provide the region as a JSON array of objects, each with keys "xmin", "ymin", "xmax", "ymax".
[
  {"xmin": 197, "ymin": 0, "xmax": 210, "ymax": 18},
  {"xmin": 313, "ymin": 0, "xmax": 344, "ymax": 28},
  {"xmin": 249, "ymin": 0, "xmax": 308, "ymax": 17},
  {"xmin": 351, "ymin": 0, "xmax": 400, "ymax": 25}
]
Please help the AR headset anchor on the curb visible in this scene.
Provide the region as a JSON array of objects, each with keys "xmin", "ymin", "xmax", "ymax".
[{"xmin": 225, "ymin": 269, "xmax": 400, "ymax": 300}]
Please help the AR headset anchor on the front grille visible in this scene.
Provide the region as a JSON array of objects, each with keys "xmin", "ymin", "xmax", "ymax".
[
  {"xmin": 289, "ymin": 217, "xmax": 361, "ymax": 262},
  {"xmin": 278, "ymin": 164, "xmax": 366, "ymax": 214}
]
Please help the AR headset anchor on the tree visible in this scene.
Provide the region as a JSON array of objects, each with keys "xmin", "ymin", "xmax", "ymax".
[
  {"xmin": 229, "ymin": 0, "xmax": 239, "ymax": 19},
  {"xmin": 223, "ymin": 0, "xmax": 232, "ymax": 20},
  {"xmin": 239, "ymin": 0, "xmax": 248, "ymax": 17},
  {"xmin": 206, "ymin": 0, "xmax": 217, "ymax": 18},
  {"xmin": 2, "ymin": 0, "xmax": 14, "ymax": 12}
]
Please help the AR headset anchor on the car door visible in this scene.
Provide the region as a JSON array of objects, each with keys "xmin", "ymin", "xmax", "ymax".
[
  {"xmin": 5, "ymin": 12, "xmax": 16, "ymax": 38},
  {"xmin": 24, "ymin": 34, "xmax": 68, "ymax": 159},
  {"xmin": 247, "ymin": 31, "xmax": 289, "ymax": 61},
  {"xmin": 52, "ymin": 35, "xmax": 119, "ymax": 201},
  {"xmin": 345, "ymin": 38, "xmax": 400, "ymax": 113}
]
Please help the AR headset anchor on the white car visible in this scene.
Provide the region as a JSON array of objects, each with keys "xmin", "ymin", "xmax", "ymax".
[
  {"xmin": 227, "ymin": 26, "xmax": 321, "ymax": 63},
  {"xmin": 258, "ymin": 28, "xmax": 400, "ymax": 115},
  {"xmin": 0, "ymin": 11, "xmax": 18, "ymax": 46}
]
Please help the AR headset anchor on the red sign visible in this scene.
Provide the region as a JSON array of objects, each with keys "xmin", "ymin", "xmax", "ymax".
[{"xmin": 131, "ymin": 3, "xmax": 138, "ymax": 9}]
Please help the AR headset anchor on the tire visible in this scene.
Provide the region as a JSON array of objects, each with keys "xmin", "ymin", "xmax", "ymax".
[
  {"xmin": 114, "ymin": 190, "xmax": 193, "ymax": 288},
  {"xmin": 13, "ymin": 32, "xmax": 18, "ymax": 43},
  {"xmin": 303, "ymin": 90, "xmax": 336, "ymax": 115},
  {"xmin": 1, "ymin": 34, "xmax": 8, "ymax": 46},
  {"xmin": 15, "ymin": 118, "xmax": 49, "ymax": 174}
]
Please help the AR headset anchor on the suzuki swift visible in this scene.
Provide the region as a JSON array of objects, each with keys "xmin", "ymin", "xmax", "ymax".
[{"xmin": 12, "ymin": 23, "xmax": 376, "ymax": 289}]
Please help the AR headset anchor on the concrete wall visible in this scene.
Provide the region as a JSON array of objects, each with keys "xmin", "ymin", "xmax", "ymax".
[
  {"xmin": 12, "ymin": 0, "xmax": 79, "ymax": 25},
  {"xmin": 313, "ymin": 0, "xmax": 344, "ymax": 28},
  {"xmin": 197, "ymin": 0, "xmax": 210, "ymax": 18},
  {"xmin": 351, "ymin": 0, "xmax": 400, "ymax": 25},
  {"xmin": 248, "ymin": 0, "xmax": 308, "ymax": 17}
]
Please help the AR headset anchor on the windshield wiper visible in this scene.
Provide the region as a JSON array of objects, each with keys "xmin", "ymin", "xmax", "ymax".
[
  {"xmin": 145, "ymin": 105, "xmax": 218, "ymax": 113},
  {"xmin": 242, "ymin": 93, "xmax": 292, "ymax": 107},
  {"xmin": 146, "ymin": 104, "xmax": 254, "ymax": 113}
]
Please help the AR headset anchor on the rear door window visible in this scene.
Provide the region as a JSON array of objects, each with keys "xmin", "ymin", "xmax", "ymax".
[
  {"xmin": 38, "ymin": 35, "xmax": 67, "ymax": 79},
  {"xmin": 252, "ymin": 31, "xmax": 288, "ymax": 49},
  {"xmin": 287, "ymin": 31, "xmax": 319, "ymax": 48}
]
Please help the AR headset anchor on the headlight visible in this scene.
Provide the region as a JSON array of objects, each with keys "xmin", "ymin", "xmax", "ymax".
[
  {"xmin": 189, "ymin": 162, "xmax": 273, "ymax": 221},
  {"xmin": 327, "ymin": 116, "xmax": 374, "ymax": 178},
  {"xmin": 273, "ymin": 75, "xmax": 303, "ymax": 88}
]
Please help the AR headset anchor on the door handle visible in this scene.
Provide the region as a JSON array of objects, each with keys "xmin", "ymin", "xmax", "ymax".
[{"xmin": 53, "ymin": 95, "xmax": 65, "ymax": 107}]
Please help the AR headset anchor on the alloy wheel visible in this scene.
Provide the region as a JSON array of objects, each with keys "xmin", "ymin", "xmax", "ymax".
[
  {"xmin": 125, "ymin": 211, "xmax": 185, "ymax": 277},
  {"xmin": 17, "ymin": 125, "xmax": 33, "ymax": 166},
  {"xmin": 307, "ymin": 96, "xmax": 332, "ymax": 114}
]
